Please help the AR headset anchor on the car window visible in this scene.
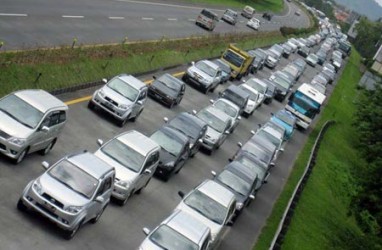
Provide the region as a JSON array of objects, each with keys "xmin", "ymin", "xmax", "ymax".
[
  {"xmin": 96, "ymin": 176, "xmax": 112, "ymax": 197},
  {"xmin": 144, "ymin": 151, "xmax": 159, "ymax": 169}
]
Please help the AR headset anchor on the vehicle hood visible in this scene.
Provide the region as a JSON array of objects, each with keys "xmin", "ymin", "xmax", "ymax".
[
  {"xmin": 188, "ymin": 66, "xmax": 212, "ymax": 83},
  {"xmin": 102, "ymin": 85, "xmax": 134, "ymax": 106},
  {"xmin": 0, "ymin": 111, "xmax": 34, "ymax": 138},
  {"xmin": 39, "ymin": 174, "xmax": 89, "ymax": 207},
  {"xmin": 158, "ymin": 148, "xmax": 177, "ymax": 166},
  {"xmin": 94, "ymin": 150, "xmax": 139, "ymax": 182},
  {"xmin": 150, "ymin": 81, "xmax": 178, "ymax": 98},
  {"xmin": 205, "ymin": 126, "xmax": 222, "ymax": 142}
]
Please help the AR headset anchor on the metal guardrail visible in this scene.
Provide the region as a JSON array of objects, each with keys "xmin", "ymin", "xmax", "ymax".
[{"xmin": 269, "ymin": 120, "xmax": 335, "ymax": 250}]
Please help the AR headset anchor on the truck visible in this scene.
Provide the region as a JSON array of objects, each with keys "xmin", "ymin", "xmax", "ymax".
[
  {"xmin": 221, "ymin": 44, "xmax": 255, "ymax": 80},
  {"xmin": 285, "ymin": 83, "xmax": 326, "ymax": 130}
]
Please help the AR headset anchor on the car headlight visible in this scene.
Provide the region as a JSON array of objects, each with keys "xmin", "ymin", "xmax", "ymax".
[
  {"xmin": 119, "ymin": 104, "xmax": 130, "ymax": 110},
  {"xmin": 98, "ymin": 89, "xmax": 106, "ymax": 98},
  {"xmin": 32, "ymin": 179, "xmax": 43, "ymax": 195},
  {"xmin": 65, "ymin": 205, "xmax": 84, "ymax": 214},
  {"xmin": 8, "ymin": 137, "xmax": 26, "ymax": 146},
  {"xmin": 247, "ymin": 103, "xmax": 255, "ymax": 109},
  {"xmin": 116, "ymin": 180, "xmax": 131, "ymax": 189},
  {"xmin": 236, "ymin": 202, "xmax": 244, "ymax": 211},
  {"xmin": 189, "ymin": 143, "xmax": 194, "ymax": 149}
]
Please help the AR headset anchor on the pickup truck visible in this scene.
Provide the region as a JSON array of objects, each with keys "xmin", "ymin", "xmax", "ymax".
[{"xmin": 221, "ymin": 44, "xmax": 255, "ymax": 80}]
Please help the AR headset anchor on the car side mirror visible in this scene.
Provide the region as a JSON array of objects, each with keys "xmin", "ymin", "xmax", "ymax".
[
  {"xmin": 226, "ymin": 220, "xmax": 234, "ymax": 227},
  {"xmin": 41, "ymin": 161, "xmax": 50, "ymax": 169},
  {"xmin": 144, "ymin": 169, "xmax": 152, "ymax": 175},
  {"xmin": 270, "ymin": 162, "xmax": 275, "ymax": 167},
  {"xmin": 242, "ymin": 79, "xmax": 246, "ymax": 83},
  {"xmin": 198, "ymin": 139, "xmax": 203, "ymax": 143},
  {"xmin": 250, "ymin": 130, "xmax": 256, "ymax": 135},
  {"xmin": 152, "ymin": 76, "xmax": 157, "ymax": 80},
  {"xmin": 191, "ymin": 61, "xmax": 195, "ymax": 66},
  {"xmin": 249, "ymin": 194, "xmax": 255, "ymax": 200},
  {"xmin": 102, "ymin": 78, "xmax": 107, "ymax": 84},
  {"xmin": 237, "ymin": 116, "xmax": 241, "ymax": 120},
  {"xmin": 270, "ymin": 112, "xmax": 274, "ymax": 116},
  {"xmin": 163, "ymin": 117, "xmax": 169, "ymax": 123},
  {"xmin": 178, "ymin": 191, "xmax": 185, "ymax": 198},
  {"xmin": 137, "ymin": 100, "xmax": 144, "ymax": 105},
  {"xmin": 143, "ymin": 227, "xmax": 150, "ymax": 236},
  {"xmin": 224, "ymin": 130, "xmax": 230, "ymax": 135},
  {"xmin": 95, "ymin": 196, "xmax": 105, "ymax": 203},
  {"xmin": 209, "ymin": 99, "xmax": 214, "ymax": 104},
  {"xmin": 40, "ymin": 126, "xmax": 50, "ymax": 133},
  {"xmin": 211, "ymin": 171, "xmax": 217, "ymax": 177},
  {"xmin": 97, "ymin": 139, "xmax": 104, "ymax": 146},
  {"xmin": 280, "ymin": 148, "xmax": 285, "ymax": 152},
  {"xmin": 192, "ymin": 110, "xmax": 197, "ymax": 115},
  {"xmin": 237, "ymin": 142, "xmax": 243, "ymax": 148}
]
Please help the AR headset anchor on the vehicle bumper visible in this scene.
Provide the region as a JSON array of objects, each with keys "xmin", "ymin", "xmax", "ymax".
[
  {"xmin": 112, "ymin": 184, "xmax": 131, "ymax": 201},
  {"xmin": 201, "ymin": 139, "xmax": 217, "ymax": 152},
  {"xmin": 154, "ymin": 165, "xmax": 173, "ymax": 179},
  {"xmin": 182, "ymin": 74, "xmax": 210, "ymax": 92},
  {"xmin": 148, "ymin": 89, "xmax": 175, "ymax": 107},
  {"xmin": 0, "ymin": 138, "xmax": 25, "ymax": 159},
  {"xmin": 90, "ymin": 94, "xmax": 130, "ymax": 120}
]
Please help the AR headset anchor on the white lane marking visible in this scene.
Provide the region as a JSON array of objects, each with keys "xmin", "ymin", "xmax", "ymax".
[
  {"xmin": 62, "ymin": 15, "xmax": 84, "ymax": 18},
  {"xmin": 188, "ymin": 18, "xmax": 195, "ymax": 21},
  {"xmin": 142, "ymin": 17, "xmax": 154, "ymax": 20},
  {"xmin": 115, "ymin": 0, "xmax": 224, "ymax": 12},
  {"xmin": 168, "ymin": 18, "xmax": 177, "ymax": 21},
  {"xmin": 0, "ymin": 13, "xmax": 28, "ymax": 17},
  {"xmin": 109, "ymin": 16, "xmax": 125, "ymax": 19}
]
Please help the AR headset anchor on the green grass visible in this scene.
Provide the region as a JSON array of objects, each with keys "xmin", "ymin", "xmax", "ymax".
[
  {"xmin": 0, "ymin": 32, "xmax": 286, "ymax": 97},
  {"xmin": 254, "ymin": 50, "xmax": 365, "ymax": 250},
  {"xmin": 184, "ymin": 0, "xmax": 284, "ymax": 12}
]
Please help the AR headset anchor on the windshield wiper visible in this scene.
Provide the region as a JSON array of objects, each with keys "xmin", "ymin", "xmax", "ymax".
[
  {"xmin": 0, "ymin": 108, "xmax": 33, "ymax": 128},
  {"xmin": 55, "ymin": 178, "xmax": 89, "ymax": 199}
]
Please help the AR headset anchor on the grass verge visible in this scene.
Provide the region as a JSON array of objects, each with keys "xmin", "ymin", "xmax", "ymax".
[
  {"xmin": 254, "ymin": 50, "xmax": 365, "ymax": 249},
  {"xmin": 184, "ymin": 0, "xmax": 284, "ymax": 12}
]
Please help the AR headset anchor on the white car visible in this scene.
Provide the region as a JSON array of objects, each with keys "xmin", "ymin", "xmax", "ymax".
[
  {"xmin": 247, "ymin": 17, "xmax": 260, "ymax": 30},
  {"xmin": 239, "ymin": 84, "xmax": 261, "ymax": 118},
  {"xmin": 242, "ymin": 78, "xmax": 268, "ymax": 105},
  {"xmin": 210, "ymin": 98, "xmax": 241, "ymax": 133}
]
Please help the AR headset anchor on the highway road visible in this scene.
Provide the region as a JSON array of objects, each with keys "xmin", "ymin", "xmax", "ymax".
[
  {"xmin": 0, "ymin": 41, "xmax": 344, "ymax": 249},
  {"xmin": 0, "ymin": 0, "xmax": 310, "ymax": 50}
]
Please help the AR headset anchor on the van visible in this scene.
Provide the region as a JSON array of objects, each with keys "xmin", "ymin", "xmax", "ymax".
[
  {"xmin": 241, "ymin": 6, "xmax": 255, "ymax": 19},
  {"xmin": 219, "ymin": 85, "xmax": 250, "ymax": 115},
  {"xmin": 196, "ymin": 9, "xmax": 219, "ymax": 31},
  {"xmin": 0, "ymin": 89, "xmax": 68, "ymax": 164}
]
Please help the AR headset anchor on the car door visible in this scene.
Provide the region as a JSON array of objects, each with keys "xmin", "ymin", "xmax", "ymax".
[
  {"xmin": 137, "ymin": 151, "xmax": 159, "ymax": 189},
  {"xmin": 132, "ymin": 89, "xmax": 147, "ymax": 117},
  {"xmin": 87, "ymin": 176, "xmax": 112, "ymax": 221},
  {"xmin": 179, "ymin": 84, "xmax": 186, "ymax": 100},
  {"xmin": 220, "ymin": 120, "xmax": 231, "ymax": 146},
  {"xmin": 175, "ymin": 143, "xmax": 189, "ymax": 172}
]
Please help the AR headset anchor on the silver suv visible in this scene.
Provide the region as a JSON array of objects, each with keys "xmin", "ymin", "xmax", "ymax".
[
  {"xmin": 94, "ymin": 130, "xmax": 161, "ymax": 206},
  {"xmin": 0, "ymin": 89, "xmax": 68, "ymax": 164},
  {"xmin": 140, "ymin": 210, "xmax": 213, "ymax": 250},
  {"xmin": 17, "ymin": 152, "xmax": 115, "ymax": 239},
  {"xmin": 88, "ymin": 74, "xmax": 148, "ymax": 127}
]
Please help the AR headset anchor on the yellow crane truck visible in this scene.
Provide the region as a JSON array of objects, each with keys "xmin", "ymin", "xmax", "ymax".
[{"xmin": 221, "ymin": 44, "xmax": 255, "ymax": 80}]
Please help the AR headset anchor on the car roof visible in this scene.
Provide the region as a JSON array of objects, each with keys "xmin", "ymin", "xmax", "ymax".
[
  {"xmin": 203, "ymin": 106, "xmax": 231, "ymax": 122},
  {"xmin": 115, "ymin": 130, "xmax": 160, "ymax": 156},
  {"xmin": 161, "ymin": 73, "xmax": 185, "ymax": 86},
  {"xmin": 157, "ymin": 126, "xmax": 189, "ymax": 145},
  {"xmin": 200, "ymin": 60, "xmax": 220, "ymax": 70},
  {"xmin": 165, "ymin": 210, "xmax": 210, "ymax": 245},
  {"xmin": 68, "ymin": 152, "xmax": 114, "ymax": 179},
  {"xmin": 225, "ymin": 85, "xmax": 251, "ymax": 98},
  {"xmin": 249, "ymin": 134, "xmax": 276, "ymax": 152},
  {"xmin": 172, "ymin": 112, "xmax": 207, "ymax": 129},
  {"xmin": 14, "ymin": 89, "xmax": 68, "ymax": 113},
  {"xmin": 214, "ymin": 98, "xmax": 240, "ymax": 112},
  {"xmin": 198, "ymin": 180, "xmax": 235, "ymax": 207},
  {"xmin": 225, "ymin": 162, "xmax": 256, "ymax": 183},
  {"xmin": 117, "ymin": 74, "xmax": 146, "ymax": 90}
]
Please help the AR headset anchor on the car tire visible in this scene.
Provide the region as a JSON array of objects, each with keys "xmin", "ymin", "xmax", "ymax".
[
  {"xmin": 87, "ymin": 101, "xmax": 95, "ymax": 109},
  {"xmin": 13, "ymin": 148, "xmax": 28, "ymax": 165},
  {"xmin": 169, "ymin": 101, "xmax": 175, "ymax": 109},
  {"xmin": 117, "ymin": 117, "xmax": 129, "ymax": 127},
  {"xmin": 117, "ymin": 190, "xmax": 133, "ymax": 206},
  {"xmin": 131, "ymin": 108, "xmax": 143, "ymax": 122},
  {"xmin": 203, "ymin": 86, "xmax": 211, "ymax": 94},
  {"xmin": 17, "ymin": 199, "xmax": 27, "ymax": 212},
  {"xmin": 136, "ymin": 178, "xmax": 151, "ymax": 194},
  {"xmin": 63, "ymin": 221, "xmax": 83, "ymax": 240},
  {"xmin": 90, "ymin": 203, "xmax": 108, "ymax": 224},
  {"xmin": 39, "ymin": 139, "xmax": 56, "ymax": 156}
]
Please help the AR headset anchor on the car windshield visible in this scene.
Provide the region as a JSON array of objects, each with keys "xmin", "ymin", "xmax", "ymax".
[
  {"xmin": 222, "ymin": 50, "xmax": 245, "ymax": 68},
  {"xmin": 197, "ymin": 109, "xmax": 226, "ymax": 133},
  {"xmin": 272, "ymin": 76, "xmax": 290, "ymax": 90},
  {"xmin": 196, "ymin": 61, "xmax": 216, "ymax": 77},
  {"xmin": 213, "ymin": 60, "xmax": 231, "ymax": 73},
  {"xmin": 235, "ymin": 156, "xmax": 266, "ymax": 180},
  {"xmin": 184, "ymin": 190, "xmax": 227, "ymax": 224},
  {"xmin": 246, "ymin": 79, "xmax": 266, "ymax": 94},
  {"xmin": 257, "ymin": 130, "xmax": 280, "ymax": 147},
  {"xmin": 214, "ymin": 100, "xmax": 238, "ymax": 118},
  {"xmin": 49, "ymin": 160, "xmax": 98, "ymax": 199},
  {"xmin": 151, "ymin": 130, "xmax": 182, "ymax": 157},
  {"xmin": 101, "ymin": 139, "xmax": 145, "ymax": 172},
  {"xmin": 0, "ymin": 94, "xmax": 44, "ymax": 129},
  {"xmin": 220, "ymin": 89, "xmax": 246, "ymax": 107},
  {"xmin": 157, "ymin": 74, "xmax": 181, "ymax": 91},
  {"xmin": 107, "ymin": 78, "xmax": 139, "ymax": 102},
  {"xmin": 275, "ymin": 112, "xmax": 294, "ymax": 126},
  {"xmin": 267, "ymin": 50, "xmax": 278, "ymax": 59},
  {"xmin": 169, "ymin": 115, "xmax": 200, "ymax": 140},
  {"xmin": 149, "ymin": 225, "xmax": 198, "ymax": 250},
  {"xmin": 217, "ymin": 170, "xmax": 251, "ymax": 196}
]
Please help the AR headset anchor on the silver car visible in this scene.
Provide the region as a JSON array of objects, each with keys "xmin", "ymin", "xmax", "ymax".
[
  {"xmin": 17, "ymin": 152, "xmax": 115, "ymax": 239},
  {"xmin": 0, "ymin": 89, "xmax": 68, "ymax": 164},
  {"xmin": 88, "ymin": 74, "xmax": 148, "ymax": 127},
  {"xmin": 254, "ymin": 122, "xmax": 285, "ymax": 162},
  {"xmin": 210, "ymin": 98, "xmax": 241, "ymax": 133},
  {"xmin": 194, "ymin": 106, "xmax": 232, "ymax": 154},
  {"xmin": 140, "ymin": 210, "xmax": 213, "ymax": 250},
  {"xmin": 176, "ymin": 179, "xmax": 236, "ymax": 248},
  {"xmin": 94, "ymin": 130, "xmax": 161, "ymax": 206}
]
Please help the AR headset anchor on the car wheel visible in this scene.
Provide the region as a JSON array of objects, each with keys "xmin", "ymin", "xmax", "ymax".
[
  {"xmin": 39, "ymin": 139, "xmax": 56, "ymax": 156},
  {"xmin": 63, "ymin": 221, "xmax": 82, "ymax": 240},
  {"xmin": 117, "ymin": 117, "xmax": 129, "ymax": 127},
  {"xmin": 169, "ymin": 101, "xmax": 175, "ymax": 109},
  {"xmin": 17, "ymin": 199, "xmax": 27, "ymax": 212},
  {"xmin": 13, "ymin": 148, "xmax": 28, "ymax": 165},
  {"xmin": 136, "ymin": 178, "xmax": 151, "ymax": 194},
  {"xmin": 117, "ymin": 190, "xmax": 133, "ymax": 206},
  {"xmin": 131, "ymin": 108, "xmax": 143, "ymax": 122},
  {"xmin": 176, "ymin": 96, "xmax": 182, "ymax": 105},
  {"xmin": 90, "ymin": 203, "xmax": 108, "ymax": 224},
  {"xmin": 87, "ymin": 101, "xmax": 95, "ymax": 109},
  {"xmin": 203, "ymin": 86, "xmax": 211, "ymax": 94}
]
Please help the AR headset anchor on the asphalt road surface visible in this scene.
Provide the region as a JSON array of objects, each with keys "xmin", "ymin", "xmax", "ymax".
[
  {"xmin": 0, "ymin": 40, "xmax": 345, "ymax": 250},
  {"xmin": 0, "ymin": 0, "xmax": 310, "ymax": 50}
]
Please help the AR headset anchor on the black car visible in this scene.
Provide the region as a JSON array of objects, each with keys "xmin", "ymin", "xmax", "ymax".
[
  {"xmin": 269, "ymin": 71, "xmax": 292, "ymax": 102},
  {"xmin": 261, "ymin": 79, "xmax": 276, "ymax": 104},
  {"xmin": 297, "ymin": 45, "xmax": 310, "ymax": 58},
  {"xmin": 234, "ymin": 151, "xmax": 270, "ymax": 191},
  {"xmin": 148, "ymin": 73, "xmax": 186, "ymax": 108},
  {"xmin": 316, "ymin": 50, "xmax": 327, "ymax": 65},
  {"xmin": 212, "ymin": 161, "xmax": 258, "ymax": 217},
  {"xmin": 150, "ymin": 126, "xmax": 190, "ymax": 181},
  {"xmin": 212, "ymin": 59, "xmax": 231, "ymax": 83},
  {"xmin": 164, "ymin": 112, "xmax": 207, "ymax": 157},
  {"xmin": 262, "ymin": 12, "xmax": 273, "ymax": 21}
]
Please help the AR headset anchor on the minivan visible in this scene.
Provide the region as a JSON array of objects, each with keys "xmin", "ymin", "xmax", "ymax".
[
  {"xmin": 241, "ymin": 5, "xmax": 255, "ymax": 19},
  {"xmin": 195, "ymin": 9, "xmax": 219, "ymax": 31}
]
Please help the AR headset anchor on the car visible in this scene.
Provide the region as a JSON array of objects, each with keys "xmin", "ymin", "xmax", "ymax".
[
  {"xmin": 332, "ymin": 50, "xmax": 343, "ymax": 59},
  {"xmin": 17, "ymin": 151, "xmax": 115, "ymax": 239},
  {"xmin": 241, "ymin": 5, "xmax": 255, "ymax": 18},
  {"xmin": 210, "ymin": 98, "xmax": 241, "ymax": 133},
  {"xmin": 196, "ymin": 9, "xmax": 219, "ymax": 31},
  {"xmin": 150, "ymin": 126, "xmax": 190, "ymax": 181},
  {"xmin": 219, "ymin": 85, "xmax": 250, "ymax": 115},
  {"xmin": 212, "ymin": 59, "xmax": 231, "ymax": 83},
  {"xmin": 176, "ymin": 179, "xmax": 236, "ymax": 248},
  {"xmin": 140, "ymin": 210, "xmax": 213, "ymax": 250},
  {"xmin": 292, "ymin": 58, "xmax": 307, "ymax": 76},
  {"xmin": 268, "ymin": 73, "xmax": 292, "ymax": 102},
  {"xmin": 233, "ymin": 151, "xmax": 270, "ymax": 191},
  {"xmin": 264, "ymin": 49, "xmax": 279, "ymax": 68},
  {"xmin": 254, "ymin": 122, "xmax": 285, "ymax": 162},
  {"xmin": 281, "ymin": 43, "xmax": 293, "ymax": 58},
  {"xmin": 288, "ymin": 38, "xmax": 302, "ymax": 48},
  {"xmin": 274, "ymin": 70, "xmax": 295, "ymax": 87},
  {"xmin": 248, "ymin": 48, "xmax": 268, "ymax": 71},
  {"xmin": 212, "ymin": 161, "xmax": 257, "ymax": 217},
  {"xmin": 321, "ymin": 68, "xmax": 335, "ymax": 84},
  {"xmin": 310, "ymin": 82, "xmax": 326, "ymax": 94},
  {"xmin": 282, "ymin": 64, "xmax": 300, "ymax": 81},
  {"xmin": 285, "ymin": 40, "xmax": 298, "ymax": 52},
  {"xmin": 148, "ymin": 73, "xmax": 186, "ymax": 108},
  {"xmin": 262, "ymin": 79, "xmax": 277, "ymax": 104},
  {"xmin": 195, "ymin": 106, "xmax": 232, "ymax": 154},
  {"xmin": 315, "ymin": 50, "xmax": 327, "ymax": 65},
  {"xmin": 306, "ymin": 53, "xmax": 319, "ymax": 67},
  {"xmin": 297, "ymin": 45, "xmax": 310, "ymax": 58},
  {"xmin": 94, "ymin": 130, "xmax": 160, "ymax": 205},
  {"xmin": 164, "ymin": 112, "xmax": 207, "ymax": 157},
  {"xmin": 242, "ymin": 77, "xmax": 268, "ymax": 105},
  {"xmin": 311, "ymin": 73, "xmax": 329, "ymax": 87},
  {"xmin": 88, "ymin": 74, "xmax": 147, "ymax": 127},
  {"xmin": 270, "ymin": 44, "xmax": 284, "ymax": 59},
  {"xmin": 238, "ymin": 84, "xmax": 261, "ymax": 118},
  {"xmin": 182, "ymin": 60, "xmax": 223, "ymax": 94},
  {"xmin": 221, "ymin": 9, "xmax": 238, "ymax": 25},
  {"xmin": 247, "ymin": 17, "xmax": 261, "ymax": 30},
  {"xmin": 331, "ymin": 55, "xmax": 342, "ymax": 71},
  {"xmin": 262, "ymin": 12, "xmax": 273, "ymax": 21},
  {"xmin": 0, "ymin": 89, "xmax": 68, "ymax": 164},
  {"xmin": 323, "ymin": 62, "xmax": 336, "ymax": 73},
  {"xmin": 270, "ymin": 109, "xmax": 297, "ymax": 140}
]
